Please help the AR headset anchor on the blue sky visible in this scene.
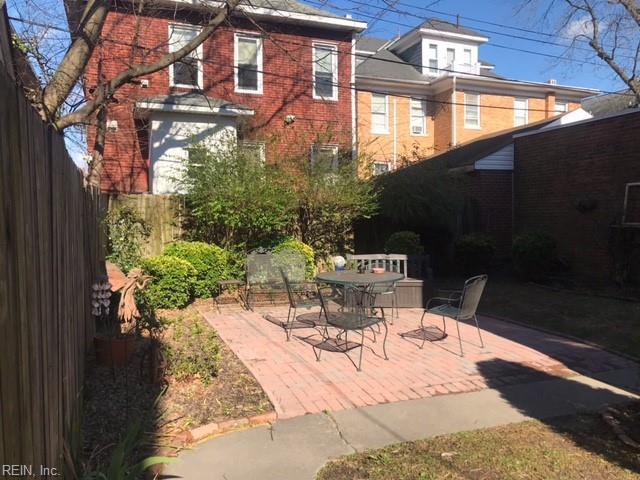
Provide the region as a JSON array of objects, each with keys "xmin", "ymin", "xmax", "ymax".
[{"xmin": 309, "ymin": 0, "xmax": 625, "ymax": 93}]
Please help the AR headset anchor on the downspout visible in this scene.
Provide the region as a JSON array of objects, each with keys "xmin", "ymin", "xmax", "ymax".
[
  {"xmin": 351, "ymin": 34, "xmax": 357, "ymax": 165},
  {"xmin": 393, "ymin": 97, "xmax": 397, "ymax": 169},
  {"xmin": 451, "ymin": 75, "xmax": 457, "ymax": 147}
]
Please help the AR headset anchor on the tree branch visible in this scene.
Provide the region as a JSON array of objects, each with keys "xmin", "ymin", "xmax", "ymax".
[{"xmin": 53, "ymin": 0, "xmax": 242, "ymax": 131}]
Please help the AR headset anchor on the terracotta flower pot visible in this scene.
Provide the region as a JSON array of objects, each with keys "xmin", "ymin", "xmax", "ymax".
[{"xmin": 94, "ymin": 335, "xmax": 136, "ymax": 368}]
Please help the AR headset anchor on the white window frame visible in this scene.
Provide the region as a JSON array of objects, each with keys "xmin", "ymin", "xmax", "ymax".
[
  {"xmin": 310, "ymin": 144, "xmax": 340, "ymax": 167},
  {"xmin": 371, "ymin": 93, "xmax": 389, "ymax": 134},
  {"xmin": 446, "ymin": 47, "xmax": 456, "ymax": 66},
  {"xmin": 312, "ymin": 42, "xmax": 338, "ymax": 101},
  {"xmin": 428, "ymin": 44, "xmax": 438, "ymax": 74},
  {"xmin": 234, "ymin": 32, "xmax": 263, "ymax": 94},
  {"xmin": 463, "ymin": 48, "xmax": 472, "ymax": 65},
  {"xmin": 168, "ymin": 24, "xmax": 203, "ymax": 89},
  {"xmin": 514, "ymin": 97, "xmax": 529, "ymax": 126},
  {"xmin": 239, "ymin": 140, "xmax": 266, "ymax": 162},
  {"xmin": 409, "ymin": 98, "xmax": 427, "ymax": 136},
  {"xmin": 372, "ymin": 161, "xmax": 391, "ymax": 176},
  {"xmin": 464, "ymin": 92, "xmax": 480, "ymax": 129}
]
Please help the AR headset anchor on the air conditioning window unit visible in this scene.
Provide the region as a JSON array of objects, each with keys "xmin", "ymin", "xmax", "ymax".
[{"xmin": 412, "ymin": 126, "xmax": 423, "ymax": 134}]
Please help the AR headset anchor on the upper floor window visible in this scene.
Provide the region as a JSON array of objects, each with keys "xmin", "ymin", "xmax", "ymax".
[
  {"xmin": 446, "ymin": 48, "xmax": 455, "ymax": 66},
  {"xmin": 235, "ymin": 33, "xmax": 263, "ymax": 94},
  {"xmin": 463, "ymin": 49, "xmax": 472, "ymax": 65},
  {"xmin": 428, "ymin": 44, "xmax": 438, "ymax": 74},
  {"xmin": 464, "ymin": 92, "xmax": 480, "ymax": 128},
  {"xmin": 313, "ymin": 43, "xmax": 338, "ymax": 100},
  {"xmin": 555, "ymin": 101, "xmax": 568, "ymax": 113},
  {"xmin": 514, "ymin": 97, "xmax": 529, "ymax": 126},
  {"xmin": 169, "ymin": 25, "xmax": 202, "ymax": 89},
  {"xmin": 371, "ymin": 93, "xmax": 389, "ymax": 134},
  {"xmin": 410, "ymin": 98, "xmax": 427, "ymax": 135},
  {"xmin": 311, "ymin": 144, "xmax": 339, "ymax": 168}
]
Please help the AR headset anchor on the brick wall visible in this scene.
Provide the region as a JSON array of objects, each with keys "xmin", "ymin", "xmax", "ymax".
[
  {"xmin": 514, "ymin": 110, "xmax": 640, "ymax": 278},
  {"xmin": 356, "ymin": 91, "xmax": 435, "ymax": 172},
  {"xmin": 86, "ymin": 9, "xmax": 354, "ymax": 193}
]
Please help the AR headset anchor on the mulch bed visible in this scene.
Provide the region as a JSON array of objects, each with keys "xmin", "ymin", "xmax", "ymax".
[{"xmin": 82, "ymin": 304, "xmax": 273, "ymax": 468}]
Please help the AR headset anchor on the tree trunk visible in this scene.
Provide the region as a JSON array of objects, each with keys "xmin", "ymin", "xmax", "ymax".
[{"xmin": 86, "ymin": 107, "xmax": 106, "ymax": 188}]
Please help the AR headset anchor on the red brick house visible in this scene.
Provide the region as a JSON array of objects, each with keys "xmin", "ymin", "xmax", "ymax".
[{"xmin": 82, "ymin": 1, "xmax": 366, "ymax": 193}]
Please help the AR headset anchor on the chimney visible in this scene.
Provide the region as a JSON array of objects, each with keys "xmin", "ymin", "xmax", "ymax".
[{"xmin": 547, "ymin": 79, "xmax": 558, "ymax": 85}]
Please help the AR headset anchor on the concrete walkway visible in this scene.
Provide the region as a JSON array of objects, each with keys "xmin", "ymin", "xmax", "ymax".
[{"xmin": 163, "ymin": 368, "xmax": 639, "ymax": 480}]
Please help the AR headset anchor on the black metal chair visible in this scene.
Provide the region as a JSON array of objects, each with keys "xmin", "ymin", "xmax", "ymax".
[
  {"xmin": 280, "ymin": 269, "xmax": 325, "ymax": 341},
  {"xmin": 309, "ymin": 284, "xmax": 388, "ymax": 371},
  {"xmin": 369, "ymin": 279, "xmax": 398, "ymax": 324},
  {"xmin": 404, "ymin": 274, "xmax": 487, "ymax": 356}
]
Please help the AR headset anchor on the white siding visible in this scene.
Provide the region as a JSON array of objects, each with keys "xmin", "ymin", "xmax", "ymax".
[
  {"xmin": 149, "ymin": 112, "xmax": 237, "ymax": 194},
  {"xmin": 475, "ymin": 144, "xmax": 514, "ymax": 170}
]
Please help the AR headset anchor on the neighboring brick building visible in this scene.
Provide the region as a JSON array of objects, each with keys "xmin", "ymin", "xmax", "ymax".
[
  {"xmin": 355, "ymin": 19, "xmax": 595, "ymax": 176},
  {"xmin": 514, "ymin": 109, "xmax": 640, "ymax": 279},
  {"xmin": 81, "ymin": 1, "xmax": 366, "ymax": 193}
]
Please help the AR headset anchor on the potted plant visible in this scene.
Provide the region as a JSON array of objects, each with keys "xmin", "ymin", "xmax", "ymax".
[{"xmin": 92, "ymin": 266, "xmax": 151, "ymax": 368}]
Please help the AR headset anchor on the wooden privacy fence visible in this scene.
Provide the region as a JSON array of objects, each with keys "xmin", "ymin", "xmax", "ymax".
[{"xmin": 0, "ymin": 66, "xmax": 104, "ymax": 470}]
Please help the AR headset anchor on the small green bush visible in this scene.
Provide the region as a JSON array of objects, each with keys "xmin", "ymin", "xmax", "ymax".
[
  {"xmin": 273, "ymin": 237, "xmax": 316, "ymax": 279},
  {"xmin": 455, "ymin": 233, "xmax": 495, "ymax": 274},
  {"xmin": 164, "ymin": 241, "xmax": 227, "ymax": 298},
  {"xmin": 163, "ymin": 315, "xmax": 221, "ymax": 385},
  {"xmin": 104, "ymin": 205, "xmax": 151, "ymax": 273},
  {"xmin": 384, "ymin": 231, "xmax": 424, "ymax": 255},
  {"xmin": 512, "ymin": 232, "xmax": 557, "ymax": 281},
  {"xmin": 141, "ymin": 256, "xmax": 196, "ymax": 309}
]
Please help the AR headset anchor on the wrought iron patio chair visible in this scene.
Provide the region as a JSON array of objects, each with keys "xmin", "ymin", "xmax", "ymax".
[
  {"xmin": 404, "ymin": 274, "xmax": 487, "ymax": 356},
  {"xmin": 280, "ymin": 268, "xmax": 326, "ymax": 341},
  {"xmin": 369, "ymin": 279, "xmax": 399, "ymax": 324},
  {"xmin": 245, "ymin": 247, "xmax": 306, "ymax": 310},
  {"xmin": 309, "ymin": 284, "xmax": 388, "ymax": 371}
]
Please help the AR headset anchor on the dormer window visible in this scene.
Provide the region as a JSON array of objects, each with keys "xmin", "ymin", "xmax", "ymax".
[
  {"xmin": 446, "ymin": 48, "xmax": 455, "ymax": 67},
  {"xmin": 463, "ymin": 49, "xmax": 472, "ymax": 65},
  {"xmin": 428, "ymin": 44, "xmax": 438, "ymax": 74}
]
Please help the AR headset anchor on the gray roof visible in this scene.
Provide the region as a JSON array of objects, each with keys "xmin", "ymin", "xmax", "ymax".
[
  {"xmin": 582, "ymin": 91, "xmax": 638, "ymax": 117},
  {"xmin": 419, "ymin": 18, "xmax": 486, "ymax": 38},
  {"xmin": 241, "ymin": 0, "xmax": 344, "ymax": 19},
  {"xmin": 356, "ymin": 48, "xmax": 428, "ymax": 82},
  {"xmin": 479, "ymin": 59, "xmax": 495, "ymax": 67},
  {"xmin": 355, "ymin": 36, "xmax": 389, "ymax": 52},
  {"xmin": 139, "ymin": 93, "xmax": 252, "ymax": 111}
]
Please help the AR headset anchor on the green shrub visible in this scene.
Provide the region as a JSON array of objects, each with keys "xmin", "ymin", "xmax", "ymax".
[
  {"xmin": 141, "ymin": 256, "xmax": 196, "ymax": 309},
  {"xmin": 512, "ymin": 232, "xmax": 557, "ymax": 281},
  {"xmin": 384, "ymin": 231, "xmax": 424, "ymax": 255},
  {"xmin": 163, "ymin": 315, "xmax": 221, "ymax": 384},
  {"xmin": 104, "ymin": 205, "xmax": 151, "ymax": 273},
  {"xmin": 273, "ymin": 237, "xmax": 316, "ymax": 279},
  {"xmin": 164, "ymin": 241, "xmax": 227, "ymax": 298},
  {"xmin": 455, "ymin": 233, "xmax": 495, "ymax": 274}
]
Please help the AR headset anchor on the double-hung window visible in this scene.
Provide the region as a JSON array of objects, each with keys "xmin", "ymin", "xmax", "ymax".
[
  {"xmin": 464, "ymin": 92, "xmax": 480, "ymax": 128},
  {"xmin": 235, "ymin": 33, "xmax": 262, "ymax": 93},
  {"xmin": 371, "ymin": 93, "xmax": 389, "ymax": 134},
  {"xmin": 555, "ymin": 101, "xmax": 568, "ymax": 113},
  {"xmin": 514, "ymin": 97, "xmax": 529, "ymax": 126},
  {"xmin": 446, "ymin": 48, "xmax": 455, "ymax": 67},
  {"xmin": 463, "ymin": 48, "xmax": 472, "ymax": 66},
  {"xmin": 410, "ymin": 98, "xmax": 427, "ymax": 135},
  {"xmin": 169, "ymin": 25, "xmax": 202, "ymax": 89},
  {"xmin": 313, "ymin": 43, "xmax": 338, "ymax": 100},
  {"xmin": 428, "ymin": 44, "xmax": 438, "ymax": 74}
]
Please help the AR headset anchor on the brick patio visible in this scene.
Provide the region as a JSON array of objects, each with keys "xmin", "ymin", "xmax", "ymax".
[{"xmin": 197, "ymin": 303, "xmax": 636, "ymax": 419}]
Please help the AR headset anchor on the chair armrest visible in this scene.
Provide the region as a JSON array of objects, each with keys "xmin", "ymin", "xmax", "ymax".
[{"xmin": 426, "ymin": 296, "xmax": 460, "ymax": 310}]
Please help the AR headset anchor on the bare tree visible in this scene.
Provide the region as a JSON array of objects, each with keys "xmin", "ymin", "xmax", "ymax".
[
  {"xmin": 11, "ymin": 0, "xmax": 242, "ymax": 185},
  {"xmin": 522, "ymin": 0, "xmax": 640, "ymax": 104}
]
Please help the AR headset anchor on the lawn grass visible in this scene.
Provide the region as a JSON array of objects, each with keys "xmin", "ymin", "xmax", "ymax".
[
  {"xmin": 317, "ymin": 406, "xmax": 640, "ymax": 480},
  {"xmin": 437, "ymin": 276, "xmax": 640, "ymax": 358}
]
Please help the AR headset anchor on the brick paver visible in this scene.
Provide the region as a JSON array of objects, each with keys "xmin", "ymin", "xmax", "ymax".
[{"xmin": 197, "ymin": 303, "xmax": 636, "ymax": 419}]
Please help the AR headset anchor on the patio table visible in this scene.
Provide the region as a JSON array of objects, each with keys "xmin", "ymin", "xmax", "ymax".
[{"xmin": 316, "ymin": 270, "xmax": 404, "ymax": 287}]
